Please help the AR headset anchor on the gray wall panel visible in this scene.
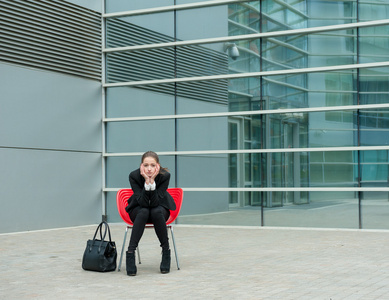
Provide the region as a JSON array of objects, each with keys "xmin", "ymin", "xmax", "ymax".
[
  {"xmin": 0, "ymin": 63, "xmax": 101, "ymax": 152},
  {"xmin": 0, "ymin": 63, "xmax": 102, "ymax": 233},
  {"xmin": 0, "ymin": 1, "xmax": 103, "ymax": 233},
  {"xmin": 0, "ymin": 148, "xmax": 101, "ymax": 233}
]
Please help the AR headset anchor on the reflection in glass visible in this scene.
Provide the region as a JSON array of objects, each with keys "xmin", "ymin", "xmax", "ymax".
[{"xmin": 104, "ymin": 0, "xmax": 389, "ymax": 229}]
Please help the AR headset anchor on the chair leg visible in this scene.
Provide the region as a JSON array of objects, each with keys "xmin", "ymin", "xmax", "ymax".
[
  {"xmin": 118, "ymin": 226, "xmax": 129, "ymax": 272},
  {"xmin": 169, "ymin": 226, "xmax": 180, "ymax": 270},
  {"xmin": 137, "ymin": 247, "xmax": 141, "ymax": 264}
]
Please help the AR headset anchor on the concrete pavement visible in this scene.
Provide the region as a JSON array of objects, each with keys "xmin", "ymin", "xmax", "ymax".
[{"xmin": 1, "ymin": 224, "xmax": 389, "ymax": 299}]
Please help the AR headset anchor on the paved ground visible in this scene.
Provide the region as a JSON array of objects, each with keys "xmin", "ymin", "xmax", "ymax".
[{"xmin": 1, "ymin": 224, "xmax": 389, "ymax": 300}]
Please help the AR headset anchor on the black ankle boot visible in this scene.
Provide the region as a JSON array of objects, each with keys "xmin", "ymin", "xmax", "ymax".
[
  {"xmin": 160, "ymin": 249, "xmax": 171, "ymax": 274},
  {"xmin": 126, "ymin": 251, "xmax": 137, "ymax": 276}
]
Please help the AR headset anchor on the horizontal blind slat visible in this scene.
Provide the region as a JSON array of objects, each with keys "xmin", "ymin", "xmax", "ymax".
[{"xmin": 0, "ymin": 0, "xmax": 101, "ymax": 80}]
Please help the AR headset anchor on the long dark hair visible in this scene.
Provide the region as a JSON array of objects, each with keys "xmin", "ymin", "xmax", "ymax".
[{"xmin": 141, "ymin": 151, "xmax": 168, "ymax": 174}]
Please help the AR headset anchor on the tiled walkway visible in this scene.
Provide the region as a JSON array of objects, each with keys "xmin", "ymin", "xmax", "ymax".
[{"xmin": 1, "ymin": 224, "xmax": 389, "ymax": 299}]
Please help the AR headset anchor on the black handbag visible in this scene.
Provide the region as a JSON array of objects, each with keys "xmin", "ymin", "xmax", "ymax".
[{"xmin": 82, "ymin": 221, "xmax": 117, "ymax": 272}]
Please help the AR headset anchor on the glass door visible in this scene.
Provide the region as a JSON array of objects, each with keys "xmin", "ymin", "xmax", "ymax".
[
  {"xmin": 283, "ymin": 123, "xmax": 295, "ymax": 204},
  {"xmin": 229, "ymin": 119, "xmax": 241, "ymax": 206},
  {"xmin": 282, "ymin": 122, "xmax": 301, "ymax": 205}
]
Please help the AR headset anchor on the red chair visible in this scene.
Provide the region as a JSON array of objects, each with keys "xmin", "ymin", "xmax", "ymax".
[{"xmin": 116, "ymin": 188, "xmax": 183, "ymax": 271}]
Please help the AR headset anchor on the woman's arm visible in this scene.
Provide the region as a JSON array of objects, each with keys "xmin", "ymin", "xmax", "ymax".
[
  {"xmin": 129, "ymin": 169, "xmax": 150, "ymax": 208},
  {"xmin": 129, "ymin": 169, "xmax": 171, "ymax": 208},
  {"xmin": 147, "ymin": 172, "xmax": 170, "ymax": 207}
]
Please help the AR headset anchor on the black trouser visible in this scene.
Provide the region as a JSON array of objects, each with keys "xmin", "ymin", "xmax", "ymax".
[{"xmin": 128, "ymin": 206, "xmax": 170, "ymax": 252}]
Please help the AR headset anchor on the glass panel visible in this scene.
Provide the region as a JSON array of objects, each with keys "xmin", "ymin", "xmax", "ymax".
[
  {"xmin": 106, "ymin": 156, "xmax": 139, "ymax": 188},
  {"xmin": 177, "ymin": 154, "xmax": 228, "ymax": 188},
  {"xmin": 308, "ymin": 1, "xmax": 356, "ymax": 27},
  {"xmin": 177, "ymin": 117, "xmax": 228, "ymax": 151},
  {"xmin": 228, "ymin": 1, "xmax": 260, "ymax": 35},
  {"xmin": 106, "ymin": 87, "xmax": 175, "ymax": 118},
  {"xmin": 104, "ymin": 0, "xmax": 376, "ymax": 41},
  {"xmin": 362, "ymin": 193, "xmax": 389, "ymax": 230},
  {"xmin": 360, "ymin": 150, "xmax": 389, "ymax": 184},
  {"xmin": 106, "ymin": 119, "xmax": 175, "ymax": 153},
  {"xmin": 360, "ymin": 110, "xmax": 389, "ymax": 146},
  {"xmin": 262, "ymin": 1, "xmax": 307, "ymax": 31},
  {"xmin": 104, "ymin": 33, "xmax": 365, "ymax": 84},
  {"xmin": 105, "ymin": 66, "xmax": 389, "ymax": 115},
  {"xmin": 359, "ymin": 1, "xmax": 389, "ymax": 22},
  {"xmin": 264, "ymin": 192, "xmax": 359, "ymax": 229},
  {"xmin": 105, "ymin": 107, "xmax": 389, "ymax": 154},
  {"xmin": 359, "ymin": 67, "xmax": 389, "ymax": 105},
  {"xmin": 176, "ymin": 3, "xmax": 230, "ymax": 40},
  {"xmin": 178, "ymin": 191, "xmax": 262, "ymax": 226},
  {"xmin": 106, "ymin": 19, "xmax": 174, "ymax": 48},
  {"xmin": 309, "ymin": 151, "xmax": 355, "ymax": 187},
  {"xmin": 103, "ymin": 1, "xmax": 389, "ymax": 230},
  {"xmin": 106, "ymin": 0, "xmax": 175, "ymax": 13},
  {"xmin": 359, "ymin": 25, "xmax": 389, "ymax": 64},
  {"xmin": 169, "ymin": 148, "xmax": 386, "ymax": 227}
]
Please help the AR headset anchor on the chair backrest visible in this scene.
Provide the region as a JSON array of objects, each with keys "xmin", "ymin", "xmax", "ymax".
[{"xmin": 116, "ymin": 188, "xmax": 184, "ymax": 226}]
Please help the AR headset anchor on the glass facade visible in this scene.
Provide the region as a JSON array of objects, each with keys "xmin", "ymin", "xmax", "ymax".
[{"xmin": 103, "ymin": 0, "xmax": 389, "ymax": 229}]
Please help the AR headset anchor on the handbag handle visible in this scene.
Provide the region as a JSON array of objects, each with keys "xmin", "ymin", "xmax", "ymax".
[
  {"xmin": 91, "ymin": 221, "xmax": 107, "ymax": 241},
  {"xmin": 99, "ymin": 222, "xmax": 114, "ymax": 254},
  {"xmin": 99, "ymin": 221, "xmax": 113, "ymax": 242},
  {"xmin": 89, "ymin": 221, "xmax": 112, "ymax": 253}
]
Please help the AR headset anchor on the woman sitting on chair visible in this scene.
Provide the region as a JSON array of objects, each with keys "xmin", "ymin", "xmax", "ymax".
[{"xmin": 125, "ymin": 151, "xmax": 176, "ymax": 276}]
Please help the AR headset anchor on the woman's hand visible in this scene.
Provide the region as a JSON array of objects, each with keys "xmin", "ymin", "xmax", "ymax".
[
  {"xmin": 140, "ymin": 164, "xmax": 150, "ymax": 184},
  {"xmin": 149, "ymin": 164, "xmax": 160, "ymax": 183}
]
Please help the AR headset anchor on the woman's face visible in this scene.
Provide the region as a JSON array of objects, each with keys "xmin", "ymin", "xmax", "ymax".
[{"xmin": 142, "ymin": 156, "xmax": 158, "ymax": 177}]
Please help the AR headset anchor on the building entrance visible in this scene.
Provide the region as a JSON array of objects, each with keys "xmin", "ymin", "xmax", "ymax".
[{"xmin": 228, "ymin": 116, "xmax": 262, "ymax": 207}]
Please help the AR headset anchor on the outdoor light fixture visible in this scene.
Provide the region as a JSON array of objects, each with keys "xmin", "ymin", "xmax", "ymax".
[{"xmin": 224, "ymin": 42, "xmax": 240, "ymax": 60}]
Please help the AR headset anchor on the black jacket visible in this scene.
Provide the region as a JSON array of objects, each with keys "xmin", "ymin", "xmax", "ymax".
[{"xmin": 125, "ymin": 168, "xmax": 176, "ymax": 213}]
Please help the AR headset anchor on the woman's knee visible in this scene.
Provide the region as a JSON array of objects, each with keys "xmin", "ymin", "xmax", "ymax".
[
  {"xmin": 131, "ymin": 207, "xmax": 150, "ymax": 222},
  {"xmin": 150, "ymin": 206, "xmax": 169, "ymax": 222},
  {"xmin": 138, "ymin": 207, "xmax": 150, "ymax": 218}
]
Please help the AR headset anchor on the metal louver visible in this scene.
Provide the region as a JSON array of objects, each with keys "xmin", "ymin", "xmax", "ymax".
[
  {"xmin": 0, "ymin": 0, "xmax": 101, "ymax": 80},
  {"xmin": 106, "ymin": 19, "xmax": 229, "ymax": 104}
]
